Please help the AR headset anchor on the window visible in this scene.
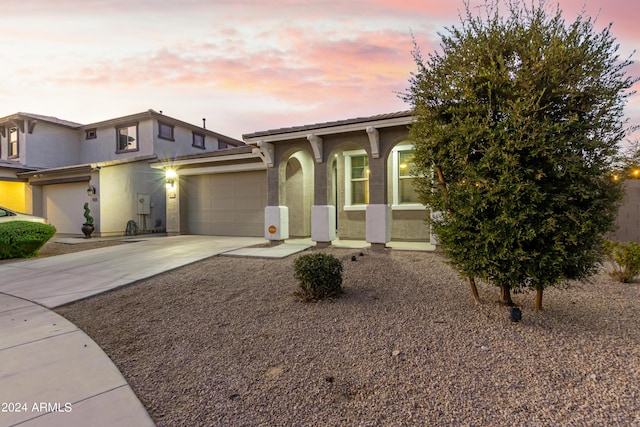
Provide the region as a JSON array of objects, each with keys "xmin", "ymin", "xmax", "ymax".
[
  {"xmin": 192, "ymin": 132, "xmax": 205, "ymax": 149},
  {"xmin": 158, "ymin": 122, "xmax": 174, "ymax": 141},
  {"xmin": 218, "ymin": 141, "xmax": 228, "ymax": 149},
  {"xmin": 85, "ymin": 129, "xmax": 97, "ymax": 139},
  {"xmin": 8, "ymin": 127, "xmax": 18, "ymax": 157},
  {"xmin": 398, "ymin": 150, "xmax": 420, "ymax": 203},
  {"xmin": 116, "ymin": 124, "xmax": 138, "ymax": 152},
  {"xmin": 344, "ymin": 150, "xmax": 369, "ymax": 209},
  {"xmin": 392, "ymin": 144, "xmax": 424, "ymax": 209}
]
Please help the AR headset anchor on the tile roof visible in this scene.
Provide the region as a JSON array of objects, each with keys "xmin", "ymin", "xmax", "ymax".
[
  {"xmin": 243, "ymin": 110, "xmax": 413, "ymax": 139},
  {"xmin": 15, "ymin": 113, "xmax": 83, "ymax": 128}
]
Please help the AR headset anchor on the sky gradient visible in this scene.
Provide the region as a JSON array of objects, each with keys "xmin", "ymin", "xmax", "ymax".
[{"xmin": 2, "ymin": 0, "xmax": 638, "ymax": 143}]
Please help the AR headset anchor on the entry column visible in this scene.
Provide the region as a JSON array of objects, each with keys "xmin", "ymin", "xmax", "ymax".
[
  {"xmin": 264, "ymin": 163, "xmax": 289, "ymax": 245},
  {"xmin": 309, "ymin": 135, "xmax": 336, "ymax": 247},
  {"xmin": 365, "ymin": 144, "xmax": 391, "ymax": 251}
]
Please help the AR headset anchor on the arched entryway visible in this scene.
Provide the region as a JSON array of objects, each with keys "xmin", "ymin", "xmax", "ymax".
[{"xmin": 280, "ymin": 150, "xmax": 314, "ymax": 237}]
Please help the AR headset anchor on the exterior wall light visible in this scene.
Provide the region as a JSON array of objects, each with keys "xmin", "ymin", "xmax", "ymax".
[
  {"xmin": 165, "ymin": 169, "xmax": 177, "ymax": 190},
  {"xmin": 87, "ymin": 185, "xmax": 96, "ymax": 196}
]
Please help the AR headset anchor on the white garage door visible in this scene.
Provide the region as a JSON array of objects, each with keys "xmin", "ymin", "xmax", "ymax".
[
  {"xmin": 42, "ymin": 182, "xmax": 88, "ymax": 234},
  {"xmin": 186, "ymin": 171, "xmax": 267, "ymax": 236}
]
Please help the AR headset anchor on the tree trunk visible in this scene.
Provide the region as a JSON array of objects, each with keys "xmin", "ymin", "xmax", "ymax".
[
  {"xmin": 535, "ymin": 287, "xmax": 543, "ymax": 310},
  {"xmin": 500, "ymin": 285, "xmax": 514, "ymax": 306},
  {"xmin": 468, "ymin": 277, "xmax": 480, "ymax": 302}
]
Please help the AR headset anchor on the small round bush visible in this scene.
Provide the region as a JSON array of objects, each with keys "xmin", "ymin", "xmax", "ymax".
[
  {"xmin": 603, "ymin": 240, "xmax": 640, "ymax": 283},
  {"xmin": 0, "ymin": 221, "xmax": 56, "ymax": 259},
  {"xmin": 294, "ymin": 252, "xmax": 343, "ymax": 301}
]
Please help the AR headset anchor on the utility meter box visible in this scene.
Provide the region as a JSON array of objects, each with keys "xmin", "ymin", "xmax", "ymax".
[{"xmin": 137, "ymin": 193, "xmax": 151, "ymax": 215}]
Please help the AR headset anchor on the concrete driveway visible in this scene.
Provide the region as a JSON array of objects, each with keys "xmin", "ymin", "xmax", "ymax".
[{"xmin": 0, "ymin": 235, "xmax": 266, "ymax": 308}]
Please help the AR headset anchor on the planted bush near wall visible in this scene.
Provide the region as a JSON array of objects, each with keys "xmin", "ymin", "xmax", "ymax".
[
  {"xmin": 603, "ymin": 240, "xmax": 640, "ymax": 283},
  {"xmin": 0, "ymin": 221, "xmax": 56, "ymax": 260},
  {"xmin": 294, "ymin": 252, "xmax": 343, "ymax": 301}
]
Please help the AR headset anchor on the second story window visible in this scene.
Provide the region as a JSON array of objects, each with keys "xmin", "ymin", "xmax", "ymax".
[
  {"xmin": 9, "ymin": 127, "xmax": 19, "ymax": 157},
  {"xmin": 158, "ymin": 122, "xmax": 174, "ymax": 141},
  {"xmin": 116, "ymin": 124, "xmax": 138, "ymax": 152},
  {"xmin": 85, "ymin": 129, "xmax": 97, "ymax": 139},
  {"xmin": 192, "ymin": 132, "xmax": 205, "ymax": 149}
]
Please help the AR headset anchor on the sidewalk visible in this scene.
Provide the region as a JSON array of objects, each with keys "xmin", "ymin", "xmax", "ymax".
[
  {"xmin": 0, "ymin": 235, "xmax": 278, "ymax": 427},
  {"xmin": 0, "ymin": 293, "xmax": 155, "ymax": 427}
]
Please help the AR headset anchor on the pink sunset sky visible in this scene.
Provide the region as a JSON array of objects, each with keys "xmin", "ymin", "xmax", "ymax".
[{"xmin": 1, "ymin": 0, "xmax": 638, "ymax": 143}]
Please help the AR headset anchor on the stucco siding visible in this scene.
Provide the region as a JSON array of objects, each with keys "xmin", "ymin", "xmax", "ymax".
[
  {"xmin": 23, "ymin": 123, "xmax": 80, "ymax": 168},
  {"xmin": 80, "ymin": 119, "xmax": 155, "ymax": 163},
  {"xmin": 152, "ymin": 121, "xmax": 220, "ymax": 159},
  {"xmin": 99, "ymin": 162, "xmax": 165, "ymax": 236},
  {"xmin": 0, "ymin": 181, "xmax": 27, "ymax": 212},
  {"xmin": 610, "ymin": 180, "xmax": 640, "ymax": 242},
  {"xmin": 391, "ymin": 210, "xmax": 429, "ymax": 241}
]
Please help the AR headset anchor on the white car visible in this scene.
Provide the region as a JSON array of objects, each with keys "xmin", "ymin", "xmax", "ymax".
[{"xmin": 0, "ymin": 206, "xmax": 49, "ymax": 224}]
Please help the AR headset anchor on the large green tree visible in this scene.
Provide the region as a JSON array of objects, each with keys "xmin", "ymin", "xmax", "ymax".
[{"xmin": 406, "ymin": 0, "xmax": 637, "ymax": 309}]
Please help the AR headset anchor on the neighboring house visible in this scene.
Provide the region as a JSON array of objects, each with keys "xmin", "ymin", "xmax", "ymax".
[
  {"xmin": 0, "ymin": 110, "xmax": 243, "ymax": 236},
  {"xmin": 152, "ymin": 111, "xmax": 432, "ymax": 248}
]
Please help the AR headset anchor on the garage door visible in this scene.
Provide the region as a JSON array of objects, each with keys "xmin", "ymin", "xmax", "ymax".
[
  {"xmin": 42, "ymin": 182, "xmax": 87, "ymax": 234},
  {"xmin": 186, "ymin": 170, "xmax": 267, "ymax": 236}
]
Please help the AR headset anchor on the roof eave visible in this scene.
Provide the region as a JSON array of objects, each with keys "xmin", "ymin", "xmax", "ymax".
[{"xmin": 243, "ymin": 112, "xmax": 414, "ymax": 144}]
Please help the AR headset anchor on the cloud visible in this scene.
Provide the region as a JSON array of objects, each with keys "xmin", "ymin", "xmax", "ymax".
[{"xmin": 44, "ymin": 25, "xmax": 417, "ymax": 110}]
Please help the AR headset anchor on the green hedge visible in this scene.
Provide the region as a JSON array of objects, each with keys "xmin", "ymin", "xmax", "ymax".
[{"xmin": 0, "ymin": 221, "xmax": 56, "ymax": 260}]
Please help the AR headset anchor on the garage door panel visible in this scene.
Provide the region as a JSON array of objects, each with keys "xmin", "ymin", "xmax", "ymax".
[
  {"xmin": 42, "ymin": 183, "xmax": 87, "ymax": 235},
  {"xmin": 186, "ymin": 171, "xmax": 266, "ymax": 237}
]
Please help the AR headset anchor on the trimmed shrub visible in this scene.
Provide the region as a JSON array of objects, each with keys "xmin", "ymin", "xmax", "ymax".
[
  {"xmin": 0, "ymin": 221, "xmax": 56, "ymax": 260},
  {"xmin": 294, "ymin": 252, "xmax": 343, "ymax": 301},
  {"xmin": 603, "ymin": 240, "xmax": 640, "ymax": 283}
]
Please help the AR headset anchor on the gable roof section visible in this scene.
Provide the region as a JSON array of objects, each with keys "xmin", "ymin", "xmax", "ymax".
[
  {"xmin": 0, "ymin": 159, "xmax": 40, "ymax": 173},
  {"xmin": 0, "ymin": 110, "xmax": 243, "ymax": 146},
  {"xmin": 150, "ymin": 145, "xmax": 264, "ymax": 176},
  {"xmin": 0, "ymin": 112, "xmax": 83, "ymax": 129},
  {"xmin": 243, "ymin": 110, "xmax": 413, "ymax": 143},
  {"xmin": 82, "ymin": 109, "xmax": 245, "ymax": 147}
]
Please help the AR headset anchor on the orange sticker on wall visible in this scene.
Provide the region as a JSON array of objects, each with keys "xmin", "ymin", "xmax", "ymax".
[{"xmin": 268, "ymin": 225, "xmax": 277, "ymax": 234}]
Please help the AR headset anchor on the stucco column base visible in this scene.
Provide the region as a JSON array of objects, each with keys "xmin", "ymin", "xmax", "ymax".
[
  {"xmin": 366, "ymin": 204, "xmax": 391, "ymax": 246},
  {"xmin": 311, "ymin": 205, "xmax": 336, "ymax": 245},
  {"xmin": 369, "ymin": 243, "xmax": 388, "ymax": 253},
  {"xmin": 264, "ymin": 206, "xmax": 289, "ymax": 241},
  {"xmin": 315, "ymin": 241, "xmax": 332, "ymax": 249},
  {"xmin": 269, "ymin": 240, "xmax": 285, "ymax": 247}
]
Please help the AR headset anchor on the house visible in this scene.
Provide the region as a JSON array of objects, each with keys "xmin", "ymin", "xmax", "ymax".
[
  {"xmin": 0, "ymin": 110, "xmax": 243, "ymax": 236},
  {"xmin": 152, "ymin": 111, "xmax": 433, "ymax": 248}
]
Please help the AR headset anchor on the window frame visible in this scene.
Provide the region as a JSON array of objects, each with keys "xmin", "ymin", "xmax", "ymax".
[
  {"xmin": 85, "ymin": 128, "xmax": 97, "ymax": 140},
  {"xmin": 8, "ymin": 126, "xmax": 19, "ymax": 158},
  {"xmin": 192, "ymin": 132, "xmax": 205, "ymax": 149},
  {"xmin": 391, "ymin": 144, "xmax": 426, "ymax": 211},
  {"xmin": 158, "ymin": 121, "xmax": 175, "ymax": 141},
  {"xmin": 343, "ymin": 149, "xmax": 369, "ymax": 211},
  {"xmin": 115, "ymin": 123, "xmax": 139, "ymax": 153}
]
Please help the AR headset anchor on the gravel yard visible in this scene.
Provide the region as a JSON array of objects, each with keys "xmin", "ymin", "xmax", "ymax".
[{"xmin": 53, "ymin": 247, "xmax": 639, "ymax": 426}]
